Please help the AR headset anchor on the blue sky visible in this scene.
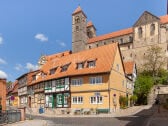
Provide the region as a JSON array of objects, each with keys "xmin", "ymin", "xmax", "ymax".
[{"xmin": 0, "ymin": 0, "xmax": 167, "ymax": 82}]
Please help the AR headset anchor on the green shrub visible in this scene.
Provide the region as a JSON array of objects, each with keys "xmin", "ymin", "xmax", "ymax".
[{"xmin": 119, "ymin": 96, "xmax": 128, "ymax": 109}]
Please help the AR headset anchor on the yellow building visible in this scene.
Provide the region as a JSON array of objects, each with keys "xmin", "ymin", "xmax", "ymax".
[{"xmin": 29, "ymin": 42, "xmax": 129, "ymax": 113}]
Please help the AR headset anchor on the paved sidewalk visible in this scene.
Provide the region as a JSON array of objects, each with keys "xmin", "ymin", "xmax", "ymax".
[
  {"xmin": 5, "ymin": 120, "xmax": 47, "ymax": 126},
  {"xmin": 146, "ymin": 105, "xmax": 168, "ymax": 126},
  {"xmin": 27, "ymin": 105, "xmax": 151, "ymax": 118}
]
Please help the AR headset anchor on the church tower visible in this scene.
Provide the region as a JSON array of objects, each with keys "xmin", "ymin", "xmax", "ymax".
[{"xmin": 72, "ymin": 6, "xmax": 88, "ymax": 53}]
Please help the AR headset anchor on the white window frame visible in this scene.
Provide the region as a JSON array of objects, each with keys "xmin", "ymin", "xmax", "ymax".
[
  {"xmin": 116, "ymin": 64, "xmax": 120, "ymax": 71},
  {"xmin": 88, "ymin": 61, "xmax": 96, "ymax": 68},
  {"xmin": 77, "ymin": 63, "xmax": 83, "ymax": 69},
  {"xmin": 90, "ymin": 96, "xmax": 103, "ymax": 104},
  {"xmin": 71, "ymin": 78, "xmax": 83, "ymax": 86},
  {"xmin": 72, "ymin": 96, "xmax": 83, "ymax": 104},
  {"xmin": 89, "ymin": 76, "xmax": 102, "ymax": 85}
]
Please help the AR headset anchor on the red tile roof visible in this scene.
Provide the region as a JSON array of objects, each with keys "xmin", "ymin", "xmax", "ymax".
[
  {"xmin": 72, "ymin": 6, "xmax": 87, "ymax": 17},
  {"xmin": 124, "ymin": 61, "xmax": 135, "ymax": 75},
  {"xmin": 88, "ymin": 28, "xmax": 133, "ymax": 43},
  {"xmin": 160, "ymin": 15, "xmax": 168, "ymax": 24},
  {"xmin": 88, "ymin": 15, "xmax": 168, "ymax": 44},
  {"xmin": 72, "ymin": 6, "xmax": 82, "ymax": 15},
  {"xmin": 31, "ymin": 43, "xmax": 119, "ymax": 85},
  {"xmin": 87, "ymin": 21, "xmax": 94, "ymax": 27}
]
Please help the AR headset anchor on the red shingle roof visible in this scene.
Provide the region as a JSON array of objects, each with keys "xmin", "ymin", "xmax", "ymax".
[
  {"xmin": 124, "ymin": 61, "xmax": 135, "ymax": 75},
  {"xmin": 88, "ymin": 15, "xmax": 168, "ymax": 44},
  {"xmin": 88, "ymin": 28, "xmax": 133, "ymax": 43},
  {"xmin": 72, "ymin": 6, "xmax": 82, "ymax": 15},
  {"xmin": 31, "ymin": 43, "xmax": 119, "ymax": 84},
  {"xmin": 160, "ymin": 15, "xmax": 168, "ymax": 24},
  {"xmin": 87, "ymin": 21, "xmax": 94, "ymax": 27}
]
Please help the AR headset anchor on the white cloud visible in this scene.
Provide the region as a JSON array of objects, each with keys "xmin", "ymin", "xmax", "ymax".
[
  {"xmin": 14, "ymin": 64, "xmax": 23, "ymax": 71},
  {"xmin": 26, "ymin": 63, "xmax": 38, "ymax": 71},
  {"xmin": 0, "ymin": 70, "xmax": 7, "ymax": 79},
  {"xmin": 56, "ymin": 40, "xmax": 66, "ymax": 47},
  {"xmin": 35, "ymin": 33, "xmax": 48, "ymax": 42},
  {"xmin": 0, "ymin": 35, "xmax": 3, "ymax": 45},
  {"xmin": 0, "ymin": 58, "xmax": 6, "ymax": 64},
  {"xmin": 59, "ymin": 42, "xmax": 66, "ymax": 47}
]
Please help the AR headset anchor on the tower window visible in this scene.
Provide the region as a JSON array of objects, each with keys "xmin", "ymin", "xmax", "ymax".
[
  {"xmin": 138, "ymin": 27, "xmax": 143, "ymax": 38},
  {"xmin": 150, "ymin": 24, "xmax": 155, "ymax": 36},
  {"xmin": 87, "ymin": 31, "xmax": 93, "ymax": 38},
  {"xmin": 75, "ymin": 16, "xmax": 80, "ymax": 23},
  {"xmin": 76, "ymin": 26, "xmax": 79, "ymax": 31}
]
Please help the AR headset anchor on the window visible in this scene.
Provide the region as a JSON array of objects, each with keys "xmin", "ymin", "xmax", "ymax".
[
  {"xmin": 61, "ymin": 64, "xmax": 70, "ymax": 72},
  {"xmin": 120, "ymin": 38, "xmax": 123, "ymax": 44},
  {"xmin": 71, "ymin": 78, "xmax": 83, "ymax": 86},
  {"xmin": 87, "ymin": 31, "xmax": 93, "ymax": 38},
  {"xmin": 90, "ymin": 96, "xmax": 103, "ymax": 104},
  {"xmin": 150, "ymin": 24, "xmax": 155, "ymax": 36},
  {"xmin": 75, "ymin": 16, "xmax": 80, "ymax": 23},
  {"xmin": 104, "ymin": 42, "xmax": 106, "ymax": 45},
  {"xmin": 32, "ymin": 75, "xmax": 36, "ymax": 81},
  {"xmin": 72, "ymin": 96, "xmax": 83, "ymax": 104},
  {"xmin": 128, "ymin": 45, "xmax": 130, "ymax": 49},
  {"xmin": 77, "ymin": 63, "xmax": 84, "ymax": 69},
  {"xmin": 76, "ymin": 26, "xmax": 79, "ymax": 31},
  {"xmin": 88, "ymin": 61, "xmax": 96, "ymax": 68},
  {"xmin": 116, "ymin": 64, "xmax": 120, "ymax": 71},
  {"xmin": 129, "ymin": 36, "xmax": 133, "ymax": 42},
  {"xmin": 89, "ymin": 76, "xmax": 102, "ymax": 84},
  {"xmin": 89, "ymin": 45, "xmax": 92, "ymax": 49},
  {"xmin": 96, "ymin": 44, "xmax": 99, "ymax": 47},
  {"xmin": 49, "ymin": 68, "xmax": 57, "ymax": 75},
  {"xmin": 138, "ymin": 27, "xmax": 143, "ymax": 38}
]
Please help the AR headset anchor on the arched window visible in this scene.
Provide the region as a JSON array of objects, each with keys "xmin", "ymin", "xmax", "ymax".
[
  {"xmin": 150, "ymin": 24, "xmax": 155, "ymax": 36},
  {"xmin": 76, "ymin": 26, "xmax": 79, "ymax": 31},
  {"xmin": 75, "ymin": 16, "xmax": 80, "ymax": 23},
  {"xmin": 138, "ymin": 27, "xmax": 143, "ymax": 38}
]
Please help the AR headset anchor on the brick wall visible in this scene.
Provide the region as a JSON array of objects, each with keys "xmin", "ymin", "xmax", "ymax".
[{"xmin": 0, "ymin": 79, "xmax": 6, "ymax": 110}]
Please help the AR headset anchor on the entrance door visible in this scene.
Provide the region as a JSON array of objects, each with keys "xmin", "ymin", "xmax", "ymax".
[{"xmin": 28, "ymin": 97, "xmax": 31, "ymax": 108}]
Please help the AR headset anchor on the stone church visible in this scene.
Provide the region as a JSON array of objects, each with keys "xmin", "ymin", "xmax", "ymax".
[{"xmin": 72, "ymin": 6, "xmax": 168, "ymax": 70}]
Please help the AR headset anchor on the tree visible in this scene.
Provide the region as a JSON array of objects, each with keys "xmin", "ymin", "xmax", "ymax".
[
  {"xmin": 143, "ymin": 45, "xmax": 166, "ymax": 80},
  {"xmin": 134, "ymin": 75, "xmax": 154, "ymax": 105}
]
